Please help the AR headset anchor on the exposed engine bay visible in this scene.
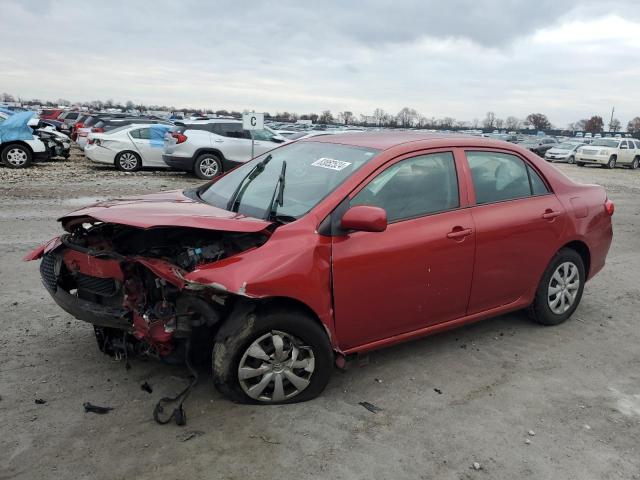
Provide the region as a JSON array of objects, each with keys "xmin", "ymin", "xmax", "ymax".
[{"xmin": 40, "ymin": 219, "xmax": 268, "ymax": 362}]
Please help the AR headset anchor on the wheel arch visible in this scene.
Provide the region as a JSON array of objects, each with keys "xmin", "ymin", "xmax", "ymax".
[
  {"xmin": 114, "ymin": 149, "xmax": 142, "ymax": 167},
  {"xmin": 2, "ymin": 141, "xmax": 34, "ymax": 153},
  {"xmin": 194, "ymin": 148, "xmax": 226, "ymax": 162},
  {"xmin": 560, "ymin": 240, "xmax": 591, "ymax": 278}
]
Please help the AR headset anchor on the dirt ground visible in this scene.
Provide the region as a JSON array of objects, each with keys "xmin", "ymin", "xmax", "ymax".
[{"xmin": 1, "ymin": 147, "xmax": 639, "ymax": 480}]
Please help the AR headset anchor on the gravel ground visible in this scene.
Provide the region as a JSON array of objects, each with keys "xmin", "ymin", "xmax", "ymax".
[{"xmin": 1, "ymin": 147, "xmax": 639, "ymax": 480}]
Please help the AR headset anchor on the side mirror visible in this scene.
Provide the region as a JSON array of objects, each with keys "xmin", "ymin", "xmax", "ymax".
[
  {"xmin": 272, "ymin": 136, "xmax": 286, "ymax": 143},
  {"xmin": 340, "ymin": 205, "xmax": 387, "ymax": 233}
]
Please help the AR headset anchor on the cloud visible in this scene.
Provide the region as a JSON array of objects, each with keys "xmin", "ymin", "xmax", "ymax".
[{"xmin": 0, "ymin": 0, "xmax": 639, "ymax": 127}]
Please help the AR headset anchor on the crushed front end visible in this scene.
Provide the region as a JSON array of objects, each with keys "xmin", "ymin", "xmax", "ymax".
[{"xmin": 34, "ymin": 219, "xmax": 268, "ymax": 363}]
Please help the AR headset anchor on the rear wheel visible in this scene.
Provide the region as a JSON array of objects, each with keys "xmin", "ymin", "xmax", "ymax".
[
  {"xmin": 193, "ymin": 153, "xmax": 222, "ymax": 180},
  {"xmin": 605, "ymin": 156, "xmax": 616, "ymax": 169},
  {"xmin": 1, "ymin": 144, "xmax": 32, "ymax": 168},
  {"xmin": 115, "ymin": 151, "xmax": 141, "ymax": 172},
  {"xmin": 212, "ymin": 307, "xmax": 333, "ymax": 404},
  {"xmin": 529, "ymin": 248, "xmax": 585, "ymax": 326}
]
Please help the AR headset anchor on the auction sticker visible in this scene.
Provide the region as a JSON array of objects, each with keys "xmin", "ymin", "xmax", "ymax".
[{"xmin": 311, "ymin": 158, "xmax": 352, "ymax": 171}]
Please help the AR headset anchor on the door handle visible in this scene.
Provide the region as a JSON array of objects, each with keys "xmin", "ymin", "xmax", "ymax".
[
  {"xmin": 214, "ymin": 139, "xmax": 224, "ymax": 143},
  {"xmin": 447, "ymin": 227, "xmax": 473, "ymax": 240},
  {"xmin": 542, "ymin": 209, "xmax": 561, "ymax": 220}
]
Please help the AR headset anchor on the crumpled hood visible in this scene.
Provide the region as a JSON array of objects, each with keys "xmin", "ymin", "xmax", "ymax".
[{"xmin": 59, "ymin": 189, "xmax": 273, "ymax": 233}]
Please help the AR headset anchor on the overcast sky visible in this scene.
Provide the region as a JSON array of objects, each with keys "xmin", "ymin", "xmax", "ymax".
[{"xmin": 1, "ymin": 0, "xmax": 639, "ymax": 127}]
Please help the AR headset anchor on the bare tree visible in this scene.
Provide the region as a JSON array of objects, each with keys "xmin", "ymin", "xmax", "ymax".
[
  {"xmin": 525, "ymin": 113, "xmax": 551, "ymax": 131},
  {"xmin": 397, "ymin": 107, "xmax": 418, "ymax": 127},
  {"xmin": 627, "ymin": 117, "xmax": 640, "ymax": 134},
  {"xmin": 609, "ymin": 118, "xmax": 621, "ymax": 132},
  {"xmin": 482, "ymin": 111, "xmax": 497, "ymax": 129},
  {"xmin": 495, "ymin": 118, "xmax": 505, "ymax": 129},
  {"xmin": 505, "ymin": 116, "xmax": 521, "ymax": 130},
  {"xmin": 340, "ymin": 111, "xmax": 355, "ymax": 125}
]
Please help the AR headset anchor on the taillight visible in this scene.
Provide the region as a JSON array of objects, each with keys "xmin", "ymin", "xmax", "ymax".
[
  {"xmin": 605, "ymin": 199, "xmax": 615, "ymax": 216},
  {"xmin": 75, "ymin": 123, "xmax": 84, "ymax": 130},
  {"xmin": 92, "ymin": 127, "xmax": 104, "ymax": 133},
  {"xmin": 172, "ymin": 132, "xmax": 187, "ymax": 144}
]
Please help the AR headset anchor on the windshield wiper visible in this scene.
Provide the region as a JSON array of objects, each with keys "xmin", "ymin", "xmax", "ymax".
[
  {"xmin": 226, "ymin": 154, "xmax": 272, "ymax": 212},
  {"xmin": 265, "ymin": 160, "xmax": 287, "ymax": 221}
]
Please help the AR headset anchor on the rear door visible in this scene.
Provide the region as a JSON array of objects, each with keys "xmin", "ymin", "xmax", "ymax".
[
  {"xmin": 463, "ymin": 150, "xmax": 566, "ymax": 314},
  {"xmin": 213, "ymin": 123, "xmax": 252, "ymax": 162},
  {"xmin": 331, "ymin": 150, "xmax": 476, "ymax": 351}
]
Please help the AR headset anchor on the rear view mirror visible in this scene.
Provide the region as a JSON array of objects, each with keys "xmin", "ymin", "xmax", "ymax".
[{"xmin": 340, "ymin": 205, "xmax": 387, "ymax": 233}]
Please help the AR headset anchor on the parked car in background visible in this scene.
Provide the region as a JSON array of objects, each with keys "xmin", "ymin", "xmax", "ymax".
[
  {"xmin": 544, "ymin": 142, "xmax": 583, "ymax": 164},
  {"xmin": 77, "ymin": 117, "xmax": 169, "ymax": 149},
  {"xmin": 163, "ymin": 119, "xmax": 286, "ymax": 179},
  {"xmin": 27, "ymin": 132, "xmax": 614, "ymax": 406},
  {"xmin": 575, "ymin": 138, "xmax": 640, "ymax": 169},
  {"xmin": 85, "ymin": 124, "xmax": 172, "ymax": 171},
  {"xmin": 39, "ymin": 109, "xmax": 64, "ymax": 121},
  {"xmin": 519, "ymin": 137, "xmax": 559, "ymax": 157},
  {"xmin": 0, "ymin": 111, "xmax": 49, "ymax": 168},
  {"xmin": 57, "ymin": 111, "xmax": 82, "ymax": 132}
]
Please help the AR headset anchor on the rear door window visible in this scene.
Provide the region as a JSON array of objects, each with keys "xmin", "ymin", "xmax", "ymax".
[
  {"xmin": 215, "ymin": 123, "xmax": 251, "ymax": 139},
  {"xmin": 467, "ymin": 151, "xmax": 548, "ymax": 204}
]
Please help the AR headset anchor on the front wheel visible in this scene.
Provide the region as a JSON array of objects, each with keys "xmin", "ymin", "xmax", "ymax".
[
  {"xmin": 115, "ymin": 151, "xmax": 141, "ymax": 172},
  {"xmin": 212, "ymin": 307, "xmax": 333, "ymax": 404},
  {"xmin": 605, "ymin": 156, "xmax": 616, "ymax": 169},
  {"xmin": 529, "ymin": 248, "xmax": 585, "ymax": 326},
  {"xmin": 568, "ymin": 155, "xmax": 575, "ymax": 164},
  {"xmin": 631, "ymin": 157, "xmax": 639, "ymax": 170},
  {"xmin": 193, "ymin": 154, "xmax": 222, "ymax": 180},
  {"xmin": 576, "ymin": 161, "xmax": 585, "ymax": 167},
  {"xmin": 1, "ymin": 144, "xmax": 33, "ymax": 168}
]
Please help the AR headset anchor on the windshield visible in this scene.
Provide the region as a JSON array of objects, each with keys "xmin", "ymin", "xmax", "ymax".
[
  {"xmin": 590, "ymin": 139, "xmax": 619, "ymax": 148},
  {"xmin": 199, "ymin": 141, "xmax": 379, "ymax": 220}
]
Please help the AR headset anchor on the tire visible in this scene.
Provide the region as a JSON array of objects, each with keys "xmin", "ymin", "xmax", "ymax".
[
  {"xmin": 631, "ymin": 157, "xmax": 639, "ymax": 170},
  {"xmin": 1, "ymin": 143, "xmax": 33, "ymax": 168},
  {"xmin": 605, "ymin": 156, "xmax": 616, "ymax": 169},
  {"xmin": 212, "ymin": 305, "xmax": 333, "ymax": 404},
  {"xmin": 193, "ymin": 153, "xmax": 222, "ymax": 180},
  {"xmin": 576, "ymin": 162, "xmax": 585, "ymax": 167},
  {"xmin": 529, "ymin": 248, "xmax": 585, "ymax": 326},
  {"xmin": 568, "ymin": 155, "xmax": 575, "ymax": 164},
  {"xmin": 115, "ymin": 151, "xmax": 141, "ymax": 172}
]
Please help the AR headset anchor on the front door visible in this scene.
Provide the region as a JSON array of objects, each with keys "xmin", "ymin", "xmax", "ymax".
[{"xmin": 331, "ymin": 151, "xmax": 476, "ymax": 351}]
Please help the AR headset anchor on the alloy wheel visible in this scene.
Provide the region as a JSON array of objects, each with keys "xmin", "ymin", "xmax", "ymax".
[
  {"xmin": 118, "ymin": 152, "xmax": 139, "ymax": 170},
  {"xmin": 547, "ymin": 262, "xmax": 580, "ymax": 314},
  {"xmin": 6, "ymin": 148, "xmax": 28, "ymax": 167},
  {"xmin": 199, "ymin": 158, "xmax": 219, "ymax": 178},
  {"xmin": 568, "ymin": 156, "xmax": 575, "ymax": 164},
  {"xmin": 238, "ymin": 330, "xmax": 315, "ymax": 402}
]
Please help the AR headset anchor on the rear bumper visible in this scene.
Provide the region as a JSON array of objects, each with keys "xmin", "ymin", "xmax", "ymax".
[
  {"xmin": 162, "ymin": 154, "xmax": 194, "ymax": 171},
  {"xmin": 85, "ymin": 146, "xmax": 116, "ymax": 165}
]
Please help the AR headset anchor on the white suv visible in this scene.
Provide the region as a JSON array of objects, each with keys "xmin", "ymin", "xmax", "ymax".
[
  {"xmin": 163, "ymin": 119, "xmax": 286, "ymax": 179},
  {"xmin": 575, "ymin": 138, "xmax": 640, "ymax": 169}
]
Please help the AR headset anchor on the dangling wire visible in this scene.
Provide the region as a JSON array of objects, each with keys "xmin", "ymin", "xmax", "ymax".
[{"xmin": 152, "ymin": 338, "xmax": 198, "ymax": 426}]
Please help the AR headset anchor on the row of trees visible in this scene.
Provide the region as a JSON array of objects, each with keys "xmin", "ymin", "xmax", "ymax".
[{"xmin": 4, "ymin": 92, "xmax": 640, "ymax": 134}]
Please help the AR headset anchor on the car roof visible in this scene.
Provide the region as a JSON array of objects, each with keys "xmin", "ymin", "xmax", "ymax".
[{"xmin": 303, "ymin": 131, "xmax": 529, "ymax": 151}]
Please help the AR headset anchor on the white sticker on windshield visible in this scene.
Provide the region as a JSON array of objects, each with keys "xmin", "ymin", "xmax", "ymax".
[{"xmin": 311, "ymin": 158, "xmax": 352, "ymax": 171}]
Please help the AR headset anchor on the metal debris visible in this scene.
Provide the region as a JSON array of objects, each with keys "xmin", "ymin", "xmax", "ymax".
[
  {"xmin": 359, "ymin": 401, "xmax": 382, "ymax": 413},
  {"xmin": 83, "ymin": 402, "xmax": 113, "ymax": 414}
]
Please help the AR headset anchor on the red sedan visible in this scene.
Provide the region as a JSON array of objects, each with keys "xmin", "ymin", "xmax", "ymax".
[{"xmin": 26, "ymin": 132, "xmax": 613, "ymax": 407}]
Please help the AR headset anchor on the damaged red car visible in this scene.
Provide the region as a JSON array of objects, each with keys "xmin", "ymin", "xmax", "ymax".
[{"xmin": 26, "ymin": 132, "xmax": 613, "ymax": 405}]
